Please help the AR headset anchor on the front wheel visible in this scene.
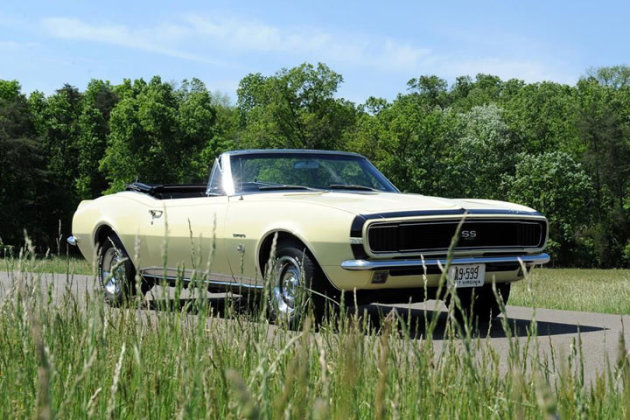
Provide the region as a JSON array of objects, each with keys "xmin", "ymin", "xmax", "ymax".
[
  {"xmin": 265, "ymin": 242, "xmax": 336, "ymax": 325},
  {"xmin": 98, "ymin": 234, "xmax": 152, "ymax": 306}
]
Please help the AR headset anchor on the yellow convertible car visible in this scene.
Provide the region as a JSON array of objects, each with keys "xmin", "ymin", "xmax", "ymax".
[{"xmin": 68, "ymin": 149, "xmax": 549, "ymax": 321}]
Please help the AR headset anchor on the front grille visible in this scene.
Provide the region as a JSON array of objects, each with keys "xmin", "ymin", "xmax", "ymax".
[{"xmin": 367, "ymin": 219, "xmax": 545, "ymax": 254}]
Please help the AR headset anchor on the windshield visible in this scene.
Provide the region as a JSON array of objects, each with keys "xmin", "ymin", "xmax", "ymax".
[{"xmin": 229, "ymin": 153, "xmax": 398, "ymax": 194}]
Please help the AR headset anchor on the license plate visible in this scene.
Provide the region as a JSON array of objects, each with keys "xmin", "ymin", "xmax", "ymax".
[{"xmin": 448, "ymin": 264, "xmax": 486, "ymax": 288}]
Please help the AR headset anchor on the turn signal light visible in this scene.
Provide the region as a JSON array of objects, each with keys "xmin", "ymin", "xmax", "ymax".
[{"xmin": 371, "ymin": 271, "xmax": 388, "ymax": 284}]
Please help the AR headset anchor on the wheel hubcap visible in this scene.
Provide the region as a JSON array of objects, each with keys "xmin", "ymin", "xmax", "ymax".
[
  {"xmin": 101, "ymin": 247, "xmax": 126, "ymax": 295},
  {"xmin": 272, "ymin": 256, "xmax": 302, "ymax": 316}
]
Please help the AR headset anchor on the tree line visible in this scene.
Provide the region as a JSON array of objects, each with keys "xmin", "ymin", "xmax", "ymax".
[{"xmin": 1, "ymin": 63, "xmax": 629, "ymax": 267}]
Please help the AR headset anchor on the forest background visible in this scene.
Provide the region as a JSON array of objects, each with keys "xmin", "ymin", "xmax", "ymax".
[{"xmin": 1, "ymin": 63, "xmax": 629, "ymax": 267}]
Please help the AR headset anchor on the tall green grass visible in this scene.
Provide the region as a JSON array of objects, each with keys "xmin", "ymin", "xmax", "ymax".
[{"xmin": 0, "ymin": 251, "xmax": 627, "ymax": 418}]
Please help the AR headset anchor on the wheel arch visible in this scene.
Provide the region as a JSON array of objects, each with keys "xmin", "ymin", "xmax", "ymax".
[
  {"xmin": 256, "ymin": 229, "xmax": 335, "ymax": 289},
  {"xmin": 92, "ymin": 223, "xmax": 133, "ymax": 264},
  {"xmin": 94, "ymin": 224, "xmax": 117, "ymax": 247}
]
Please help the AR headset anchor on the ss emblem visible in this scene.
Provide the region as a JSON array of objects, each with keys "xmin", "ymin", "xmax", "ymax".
[{"xmin": 461, "ymin": 230, "xmax": 477, "ymax": 240}]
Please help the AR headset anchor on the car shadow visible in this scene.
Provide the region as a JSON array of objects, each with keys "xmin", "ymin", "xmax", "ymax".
[
  {"xmin": 360, "ymin": 303, "xmax": 607, "ymax": 340},
  {"xmin": 141, "ymin": 294, "xmax": 606, "ymax": 340}
]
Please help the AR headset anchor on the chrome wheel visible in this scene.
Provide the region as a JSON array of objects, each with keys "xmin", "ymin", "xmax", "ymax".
[
  {"xmin": 97, "ymin": 233, "xmax": 148, "ymax": 306},
  {"xmin": 264, "ymin": 241, "xmax": 333, "ymax": 325},
  {"xmin": 271, "ymin": 255, "xmax": 303, "ymax": 316},
  {"xmin": 101, "ymin": 246, "xmax": 127, "ymax": 296}
]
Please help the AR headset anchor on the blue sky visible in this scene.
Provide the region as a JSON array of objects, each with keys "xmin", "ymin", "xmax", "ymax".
[{"xmin": 1, "ymin": 0, "xmax": 628, "ymax": 103}]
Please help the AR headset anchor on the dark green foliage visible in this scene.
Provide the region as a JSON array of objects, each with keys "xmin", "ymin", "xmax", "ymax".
[
  {"xmin": 1, "ymin": 64, "xmax": 630, "ymax": 266},
  {"xmin": 503, "ymin": 82, "xmax": 579, "ymax": 154},
  {"xmin": 0, "ymin": 81, "xmax": 51, "ymax": 247},
  {"xmin": 76, "ymin": 80, "xmax": 118, "ymax": 198},
  {"xmin": 34, "ymin": 85, "xmax": 84, "ymax": 245},
  {"xmin": 577, "ymin": 78, "xmax": 630, "ymax": 209}
]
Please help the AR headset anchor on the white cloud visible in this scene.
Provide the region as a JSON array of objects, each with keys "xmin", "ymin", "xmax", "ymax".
[
  {"xmin": 0, "ymin": 40, "xmax": 38, "ymax": 50},
  {"xmin": 185, "ymin": 15, "xmax": 431, "ymax": 71},
  {"xmin": 40, "ymin": 15, "xmax": 431, "ymax": 72},
  {"xmin": 381, "ymin": 40, "xmax": 430, "ymax": 70},
  {"xmin": 39, "ymin": 14, "xmax": 573, "ymax": 85},
  {"xmin": 41, "ymin": 17, "xmax": 223, "ymax": 65},
  {"xmin": 0, "ymin": 40, "xmax": 21, "ymax": 49}
]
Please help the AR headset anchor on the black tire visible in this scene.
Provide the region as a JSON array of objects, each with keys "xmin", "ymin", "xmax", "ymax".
[
  {"xmin": 264, "ymin": 241, "xmax": 336, "ymax": 325},
  {"xmin": 97, "ymin": 234, "xmax": 152, "ymax": 306},
  {"xmin": 453, "ymin": 282, "xmax": 511, "ymax": 324}
]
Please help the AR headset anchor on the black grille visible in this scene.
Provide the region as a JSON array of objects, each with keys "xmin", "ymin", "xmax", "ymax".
[{"xmin": 367, "ymin": 219, "xmax": 545, "ymax": 254}]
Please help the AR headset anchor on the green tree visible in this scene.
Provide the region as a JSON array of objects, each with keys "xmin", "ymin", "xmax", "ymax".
[
  {"xmin": 176, "ymin": 78, "xmax": 219, "ymax": 181},
  {"xmin": 575, "ymin": 70, "xmax": 630, "ymax": 266},
  {"xmin": 345, "ymin": 97, "xmax": 390, "ymax": 162},
  {"xmin": 101, "ymin": 77, "xmax": 181, "ymax": 190},
  {"xmin": 406, "ymin": 75, "xmax": 449, "ymax": 109},
  {"xmin": 364, "ymin": 92, "xmax": 458, "ymax": 195},
  {"xmin": 577, "ymin": 76, "xmax": 630, "ymax": 210},
  {"xmin": 237, "ymin": 63, "xmax": 356, "ymax": 150},
  {"xmin": 0, "ymin": 81, "xmax": 51, "ymax": 248},
  {"xmin": 101, "ymin": 77, "xmax": 221, "ymax": 190},
  {"xmin": 76, "ymin": 80, "xmax": 118, "ymax": 198},
  {"xmin": 360, "ymin": 96, "xmax": 390, "ymax": 115},
  {"xmin": 448, "ymin": 74, "xmax": 523, "ymax": 111},
  {"xmin": 38, "ymin": 84, "xmax": 83, "ymax": 182},
  {"xmin": 506, "ymin": 152, "xmax": 594, "ymax": 265},
  {"xmin": 465, "ymin": 74, "xmax": 505, "ymax": 105},
  {"xmin": 201, "ymin": 90, "xmax": 237, "ymax": 176},
  {"xmin": 587, "ymin": 65, "xmax": 630, "ymax": 89},
  {"xmin": 27, "ymin": 84, "xmax": 83, "ymax": 245},
  {"xmin": 450, "ymin": 104, "xmax": 517, "ymax": 199},
  {"xmin": 503, "ymin": 82, "xmax": 579, "ymax": 155}
]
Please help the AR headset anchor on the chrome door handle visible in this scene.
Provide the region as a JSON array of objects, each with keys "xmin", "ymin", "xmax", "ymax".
[{"xmin": 149, "ymin": 210, "xmax": 163, "ymax": 218}]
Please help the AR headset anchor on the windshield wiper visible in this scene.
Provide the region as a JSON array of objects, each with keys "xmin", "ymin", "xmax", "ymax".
[
  {"xmin": 328, "ymin": 184, "xmax": 378, "ymax": 191},
  {"xmin": 258, "ymin": 184, "xmax": 321, "ymax": 191}
]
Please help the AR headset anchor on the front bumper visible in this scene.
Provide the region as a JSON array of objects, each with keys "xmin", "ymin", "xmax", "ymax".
[{"xmin": 340, "ymin": 253, "xmax": 550, "ymax": 271}]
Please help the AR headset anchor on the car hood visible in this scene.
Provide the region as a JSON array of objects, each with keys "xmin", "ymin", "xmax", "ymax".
[{"xmin": 279, "ymin": 191, "xmax": 539, "ymax": 215}]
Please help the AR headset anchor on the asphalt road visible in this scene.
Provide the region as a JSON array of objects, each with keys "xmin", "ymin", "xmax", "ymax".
[{"xmin": 1, "ymin": 271, "xmax": 627, "ymax": 383}]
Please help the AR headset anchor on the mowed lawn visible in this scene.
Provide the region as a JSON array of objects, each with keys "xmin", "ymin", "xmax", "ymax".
[
  {"xmin": 3, "ymin": 257, "xmax": 630, "ymax": 314},
  {"xmin": 1, "ymin": 255, "xmax": 92, "ymax": 276},
  {"xmin": 510, "ymin": 267, "xmax": 630, "ymax": 314}
]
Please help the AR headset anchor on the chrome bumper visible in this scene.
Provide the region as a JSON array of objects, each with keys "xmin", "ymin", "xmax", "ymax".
[
  {"xmin": 341, "ymin": 253, "xmax": 550, "ymax": 271},
  {"xmin": 67, "ymin": 236, "xmax": 78, "ymax": 246}
]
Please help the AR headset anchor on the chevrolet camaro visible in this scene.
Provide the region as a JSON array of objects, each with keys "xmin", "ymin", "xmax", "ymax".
[{"xmin": 68, "ymin": 149, "xmax": 549, "ymax": 322}]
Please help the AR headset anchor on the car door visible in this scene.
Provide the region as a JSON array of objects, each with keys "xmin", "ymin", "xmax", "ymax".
[
  {"xmin": 223, "ymin": 194, "xmax": 272, "ymax": 287},
  {"xmin": 142, "ymin": 196, "xmax": 230, "ymax": 282}
]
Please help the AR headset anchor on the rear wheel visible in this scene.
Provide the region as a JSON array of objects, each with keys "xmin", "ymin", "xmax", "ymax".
[
  {"xmin": 453, "ymin": 283, "xmax": 511, "ymax": 324},
  {"xmin": 98, "ymin": 234, "xmax": 152, "ymax": 306}
]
